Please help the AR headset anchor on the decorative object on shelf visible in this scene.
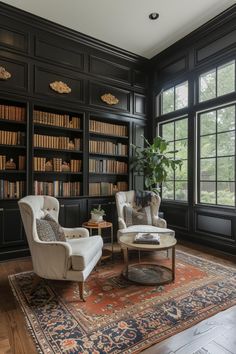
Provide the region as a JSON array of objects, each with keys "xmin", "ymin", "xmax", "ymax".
[
  {"xmin": 101, "ymin": 93, "xmax": 119, "ymax": 105},
  {"xmin": 5, "ymin": 158, "xmax": 16, "ymax": 170},
  {"xmin": 49, "ymin": 81, "xmax": 71, "ymax": 94},
  {"xmin": 45, "ymin": 160, "xmax": 53, "ymax": 171},
  {"xmin": 61, "ymin": 161, "xmax": 70, "ymax": 172},
  {"xmin": 131, "ymin": 135, "xmax": 183, "ymax": 194},
  {"xmin": 0, "ymin": 66, "xmax": 11, "ymax": 80},
  {"xmin": 68, "ymin": 140, "xmax": 75, "ymax": 150},
  {"xmin": 90, "ymin": 205, "xmax": 106, "ymax": 222}
]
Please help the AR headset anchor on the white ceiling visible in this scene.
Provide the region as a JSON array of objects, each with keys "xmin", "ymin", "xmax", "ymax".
[{"xmin": 1, "ymin": 0, "xmax": 235, "ymax": 58}]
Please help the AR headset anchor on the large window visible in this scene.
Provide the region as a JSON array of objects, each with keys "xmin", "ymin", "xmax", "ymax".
[
  {"xmin": 162, "ymin": 81, "xmax": 188, "ymax": 114},
  {"xmin": 198, "ymin": 104, "xmax": 235, "ymax": 206},
  {"xmin": 199, "ymin": 60, "xmax": 235, "ymax": 102},
  {"xmin": 160, "ymin": 117, "xmax": 188, "ymax": 201}
]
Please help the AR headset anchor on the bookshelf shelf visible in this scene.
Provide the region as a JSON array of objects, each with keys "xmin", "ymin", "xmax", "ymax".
[
  {"xmin": 32, "ymin": 106, "xmax": 83, "ymax": 198},
  {"xmin": 0, "ymin": 144, "xmax": 26, "ymax": 149},
  {"xmin": 0, "ymin": 170, "xmax": 26, "ymax": 174},
  {"xmin": 0, "ymin": 119, "xmax": 26, "ymax": 125},
  {"xmin": 0, "ymin": 101, "xmax": 26, "ymax": 200},
  {"xmin": 33, "ymin": 147, "xmax": 83, "ymax": 154},
  {"xmin": 88, "ymin": 116, "xmax": 129, "ymax": 197},
  {"xmin": 34, "ymin": 171, "xmax": 82, "ymax": 175},
  {"xmin": 34, "ymin": 123, "xmax": 83, "ymax": 133},
  {"xmin": 89, "ymin": 173, "xmax": 128, "ymax": 176},
  {"xmin": 89, "ymin": 152, "xmax": 128, "ymax": 159},
  {"xmin": 89, "ymin": 131, "xmax": 129, "ymax": 140}
]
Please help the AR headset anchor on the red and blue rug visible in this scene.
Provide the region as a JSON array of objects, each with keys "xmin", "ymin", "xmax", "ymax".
[{"xmin": 9, "ymin": 251, "xmax": 236, "ymax": 353}]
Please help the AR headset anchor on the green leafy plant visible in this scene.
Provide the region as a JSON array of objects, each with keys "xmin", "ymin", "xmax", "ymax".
[
  {"xmin": 131, "ymin": 135, "xmax": 183, "ymax": 193},
  {"xmin": 91, "ymin": 205, "xmax": 106, "ymax": 216}
]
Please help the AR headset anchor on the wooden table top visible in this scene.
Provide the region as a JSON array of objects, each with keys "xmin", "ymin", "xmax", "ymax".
[{"xmin": 82, "ymin": 221, "xmax": 112, "ymax": 229}]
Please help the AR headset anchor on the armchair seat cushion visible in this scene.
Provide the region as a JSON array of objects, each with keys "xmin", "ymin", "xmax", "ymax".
[{"xmin": 68, "ymin": 236, "xmax": 103, "ymax": 271}]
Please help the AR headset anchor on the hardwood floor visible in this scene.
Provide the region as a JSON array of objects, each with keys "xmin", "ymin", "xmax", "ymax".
[{"xmin": 0, "ymin": 243, "xmax": 235, "ymax": 354}]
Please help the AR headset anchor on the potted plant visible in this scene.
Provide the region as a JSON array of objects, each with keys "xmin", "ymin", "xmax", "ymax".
[
  {"xmin": 90, "ymin": 205, "xmax": 106, "ymax": 222},
  {"xmin": 131, "ymin": 135, "xmax": 183, "ymax": 193}
]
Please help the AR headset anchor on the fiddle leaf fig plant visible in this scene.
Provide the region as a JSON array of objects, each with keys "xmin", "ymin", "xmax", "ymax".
[{"xmin": 131, "ymin": 135, "xmax": 183, "ymax": 193}]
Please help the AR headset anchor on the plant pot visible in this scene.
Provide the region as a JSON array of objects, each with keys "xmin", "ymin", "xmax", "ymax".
[{"xmin": 91, "ymin": 213, "xmax": 103, "ymax": 222}]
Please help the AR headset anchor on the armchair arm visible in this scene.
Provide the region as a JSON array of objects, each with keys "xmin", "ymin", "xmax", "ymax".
[
  {"xmin": 152, "ymin": 216, "xmax": 167, "ymax": 228},
  {"xmin": 118, "ymin": 217, "xmax": 127, "ymax": 230},
  {"xmin": 32, "ymin": 240, "xmax": 72, "ymax": 279},
  {"xmin": 62, "ymin": 227, "xmax": 89, "ymax": 239}
]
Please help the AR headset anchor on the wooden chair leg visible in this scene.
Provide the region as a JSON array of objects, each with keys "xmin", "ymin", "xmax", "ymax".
[
  {"xmin": 78, "ymin": 281, "xmax": 86, "ymax": 302},
  {"xmin": 30, "ymin": 274, "xmax": 41, "ymax": 295}
]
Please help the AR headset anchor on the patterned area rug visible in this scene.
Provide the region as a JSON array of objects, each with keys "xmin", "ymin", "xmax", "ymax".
[{"xmin": 9, "ymin": 250, "xmax": 236, "ymax": 354}]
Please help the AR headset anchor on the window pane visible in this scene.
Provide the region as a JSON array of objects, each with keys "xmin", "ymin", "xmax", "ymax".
[
  {"xmin": 217, "ymin": 131, "xmax": 235, "ymax": 156},
  {"xmin": 162, "ymin": 122, "xmax": 174, "ymax": 141},
  {"xmin": 175, "ymin": 118, "xmax": 188, "ymax": 140},
  {"xmin": 217, "ymin": 106, "xmax": 235, "ymax": 132},
  {"xmin": 200, "ymin": 135, "xmax": 216, "ymax": 158},
  {"xmin": 175, "ymin": 140, "xmax": 188, "ymax": 160},
  {"xmin": 175, "ymin": 81, "xmax": 188, "ymax": 110},
  {"xmin": 162, "ymin": 181, "xmax": 174, "ymax": 200},
  {"xmin": 217, "ymin": 157, "xmax": 235, "ymax": 181},
  {"xmin": 217, "ymin": 182, "xmax": 235, "ymax": 206},
  {"xmin": 200, "ymin": 182, "xmax": 216, "ymax": 204},
  {"xmin": 217, "ymin": 61, "xmax": 235, "ymax": 97},
  {"xmin": 175, "ymin": 181, "xmax": 187, "ymax": 201},
  {"xmin": 200, "ymin": 158, "xmax": 216, "ymax": 180},
  {"xmin": 162, "ymin": 87, "xmax": 174, "ymax": 114},
  {"xmin": 199, "ymin": 69, "xmax": 216, "ymax": 102},
  {"xmin": 200, "ymin": 110, "xmax": 216, "ymax": 135},
  {"xmin": 175, "ymin": 160, "xmax": 187, "ymax": 180},
  {"xmin": 165, "ymin": 165, "xmax": 174, "ymax": 180},
  {"xmin": 167, "ymin": 141, "xmax": 175, "ymax": 157}
]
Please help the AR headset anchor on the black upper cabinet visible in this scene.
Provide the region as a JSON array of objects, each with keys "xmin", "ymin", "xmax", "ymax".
[{"xmin": 0, "ymin": 2, "xmax": 148, "ymax": 260}]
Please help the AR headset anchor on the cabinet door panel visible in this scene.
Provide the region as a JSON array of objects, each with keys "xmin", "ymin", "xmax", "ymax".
[
  {"xmin": 0, "ymin": 207, "xmax": 26, "ymax": 246},
  {"xmin": 59, "ymin": 200, "xmax": 87, "ymax": 228}
]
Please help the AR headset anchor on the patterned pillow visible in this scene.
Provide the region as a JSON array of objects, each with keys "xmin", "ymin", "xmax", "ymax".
[
  {"xmin": 36, "ymin": 219, "xmax": 57, "ymax": 242},
  {"xmin": 44, "ymin": 214, "xmax": 66, "ymax": 242},
  {"xmin": 124, "ymin": 205, "xmax": 152, "ymax": 227}
]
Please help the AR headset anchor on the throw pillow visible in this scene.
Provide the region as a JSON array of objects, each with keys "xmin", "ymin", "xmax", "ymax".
[
  {"xmin": 36, "ymin": 218, "xmax": 57, "ymax": 242},
  {"xmin": 44, "ymin": 213, "xmax": 66, "ymax": 242},
  {"xmin": 124, "ymin": 205, "xmax": 152, "ymax": 227}
]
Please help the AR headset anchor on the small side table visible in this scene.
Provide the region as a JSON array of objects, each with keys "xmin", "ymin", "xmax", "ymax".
[{"xmin": 82, "ymin": 221, "xmax": 113, "ymax": 260}]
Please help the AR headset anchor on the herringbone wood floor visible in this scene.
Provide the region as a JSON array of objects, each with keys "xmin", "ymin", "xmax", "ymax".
[{"xmin": 0, "ymin": 242, "xmax": 235, "ymax": 354}]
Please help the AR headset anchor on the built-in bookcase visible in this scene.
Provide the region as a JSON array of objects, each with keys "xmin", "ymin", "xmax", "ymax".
[
  {"xmin": 32, "ymin": 106, "xmax": 83, "ymax": 198},
  {"xmin": 0, "ymin": 100, "xmax": 26, "ymax": 199},
  {"xmin": 88, "ymin": 116, "xmax": 129, "ymax": 196}
]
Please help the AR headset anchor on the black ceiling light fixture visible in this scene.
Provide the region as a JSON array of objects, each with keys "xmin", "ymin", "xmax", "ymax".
[{"xmin": 149, "ymin": 12, "xmax": 159, "ymax": 20}]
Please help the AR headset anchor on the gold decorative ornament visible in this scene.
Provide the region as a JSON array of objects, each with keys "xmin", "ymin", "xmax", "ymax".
[
  {"xmin": 0, "ymin": 66, "xmax": 11, "ymax": 80},
  {"xmin": 101, "ymin": 93, "xmax": 119, "ymax": 105},
  {"xmin": 49, "ymin": 81, "xmax": 71, "ymax": 94}
]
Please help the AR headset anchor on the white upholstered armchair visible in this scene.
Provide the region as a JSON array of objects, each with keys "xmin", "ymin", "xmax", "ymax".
[
  {"xmin": 18, "ymin": 195, "xmax": 103, "ymax": 301},
  {"xmin": 115, "ymin": 190, "xmax": 170, "ymax": 241}
]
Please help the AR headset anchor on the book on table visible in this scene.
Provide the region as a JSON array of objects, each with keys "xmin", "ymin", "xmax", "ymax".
[{"xmin": 133, "ymin": 233, "xmax": 160, "ymax": 244}]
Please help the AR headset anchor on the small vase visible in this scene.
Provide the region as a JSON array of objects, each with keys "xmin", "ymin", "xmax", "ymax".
[{"xmin": 91, "ymin": 213, "xmax": 103, "ymax": 222}]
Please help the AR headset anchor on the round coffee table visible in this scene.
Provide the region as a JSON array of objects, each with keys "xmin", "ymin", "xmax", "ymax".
[{"xmin": 119, "ymin": 233, "xmax": 176, "ymax": 285}]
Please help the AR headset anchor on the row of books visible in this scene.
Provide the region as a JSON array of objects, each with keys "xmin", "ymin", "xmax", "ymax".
[
  {"xmin": 33, "ymin": 110, "xmax": 80, "ymax": 129},
  {"xmin": 0, "ymin": 180, "xmax": 25, "ymax": 199},
  {"xmin": 34, "ymin": 181, "xmax": 81, "ymax": 197},
  {"xmin": 89, "ymin": 181, "xmax": 128, "ymax": 196},
  {"xmin": 33, "ymin": 134, "xmax": 81, "ymax": 150},
  {"xmin": 89, "ymin": 140, "xmax": 128, "ymax": 156},
  {"xmin": 34, "ymin": 157, "xmax": 81, "ymax": 172},
  {"xmin": 89, "ymin": 120, "xmax": 128, "ymax": 137},
  {"xmin": 89, "ymin": 159, "xmax": 128, "ymax": 174},
  {"xmin": 0, "ymin": 130, "xmax": 25, "ymax": 146},
  {"xmin": 0, "ymin": 104, "xmax": 25, "ymax": 122}
]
